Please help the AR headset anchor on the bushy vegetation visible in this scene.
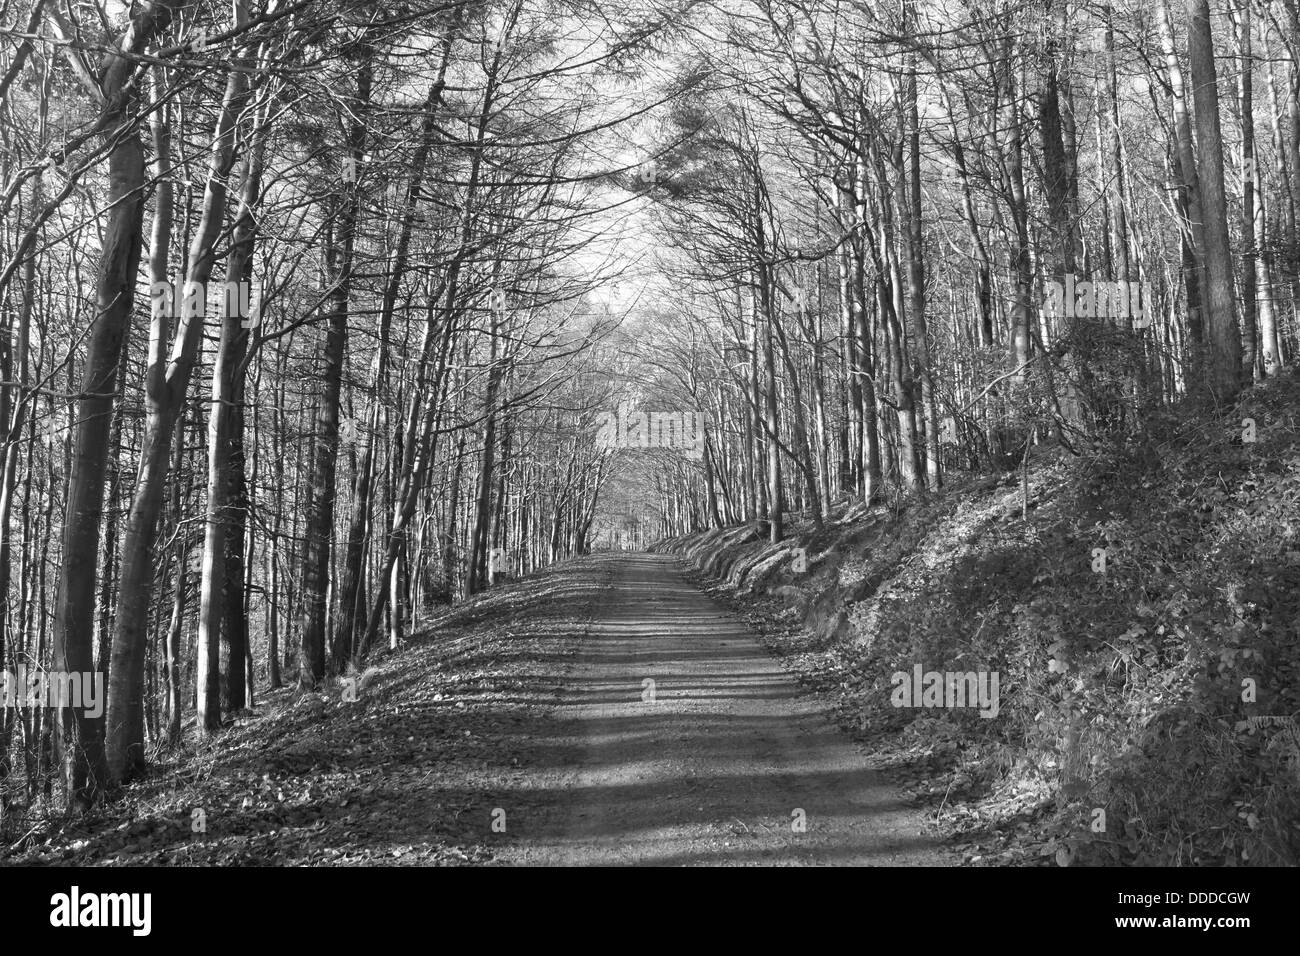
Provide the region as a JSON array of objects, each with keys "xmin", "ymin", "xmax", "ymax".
[{"xmin": 662, "ymin": 372, "xmax": 1300, "ymax": 866}]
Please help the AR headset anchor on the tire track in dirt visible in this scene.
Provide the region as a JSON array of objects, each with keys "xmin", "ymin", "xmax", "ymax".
[{"xmin": 495, "ymin": 552, "xmax": 947, "ymax": 866}]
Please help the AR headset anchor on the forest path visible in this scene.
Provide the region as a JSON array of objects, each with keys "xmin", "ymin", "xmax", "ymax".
[
  {"xmin": 492, "ymin": 552, "xmax": 942, "ymax": 866},
  {"xmin": 3, "ymin": 552, "xmax": 942, "ymax": 867}
]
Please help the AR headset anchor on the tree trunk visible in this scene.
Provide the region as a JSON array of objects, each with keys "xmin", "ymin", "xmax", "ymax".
[
  {"xmin": 1186, "ymin": 0, "xmax": 1243, "ymax": 398},
  {"xmin": 54, "ymin": 114, "xmax": 146, "ymax": 810},
  {"xmin": 202, "ymin": 93, "xmax": 264, "ymax": 725},
  {"xmin": 299, "ymin": 50, "xmax": 373, "ymax": 688},
  {"xmin": 108, "ymin": 34, "xmax": 249, "ymax": 769}
]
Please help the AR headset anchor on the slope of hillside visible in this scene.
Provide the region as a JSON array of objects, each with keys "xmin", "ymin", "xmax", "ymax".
[{"xmin": 655, "ymin": 373, "xmax": 1300, "ymax": 866}]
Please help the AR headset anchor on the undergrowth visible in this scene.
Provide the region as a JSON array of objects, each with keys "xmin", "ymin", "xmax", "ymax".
[{"xmin": 673, "ymin": 371, "xmax": 1300, "ymax": 866}]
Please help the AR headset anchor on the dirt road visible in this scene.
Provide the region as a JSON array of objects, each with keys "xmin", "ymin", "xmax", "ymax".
[
  {"xmin": 2, "ymin": 551, "xmax": 947, "ymax": 867},
  {"xmin": 495, "ymin": 553, "xmax": 944, "ymax": 866}
]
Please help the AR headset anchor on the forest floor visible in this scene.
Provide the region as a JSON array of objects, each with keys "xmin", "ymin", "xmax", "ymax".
[{"xmin": 2, "ymin": 552, "xmax": 948, "ymax": 866}]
